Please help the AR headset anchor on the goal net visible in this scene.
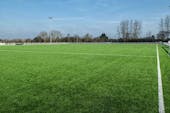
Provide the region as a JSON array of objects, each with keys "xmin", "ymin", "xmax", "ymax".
[{"xmin": 162, "ymin": 42, "xmax": 170, "ymax": 56}]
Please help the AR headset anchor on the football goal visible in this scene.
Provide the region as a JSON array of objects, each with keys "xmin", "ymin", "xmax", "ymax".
[{"xmin": 162, "ymin": 42, "xmax": 170, "ymax": 56}]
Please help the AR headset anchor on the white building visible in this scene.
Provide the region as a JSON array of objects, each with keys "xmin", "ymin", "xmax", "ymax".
[{"xmin": 168, "ymin": 41, "xmax": 170, "ymax": 44}]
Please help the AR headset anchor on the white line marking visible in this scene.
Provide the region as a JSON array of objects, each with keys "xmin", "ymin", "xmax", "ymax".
[
  {"xmin": 0, "ymin": 49, "xmax": 156, "ymax": 58},
  {"xmin": 157, "ymin": 45, "xmax": 165, "ymax": 113}
]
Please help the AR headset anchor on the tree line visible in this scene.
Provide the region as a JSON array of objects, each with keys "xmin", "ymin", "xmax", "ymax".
[
  {"xmin": 33, "ymin": 31, "xmax": 110, "ymax": 42},
  {"xmin": 0, "ymin": 16, "xmax": 170, "ymax": 43},
  {"xmin": 157, "ymin": 15, "xmax": 170, "ymax": 41},
  {"xmin": 0, "ymin": 32, "xmax": 110, "ymax": 43}
]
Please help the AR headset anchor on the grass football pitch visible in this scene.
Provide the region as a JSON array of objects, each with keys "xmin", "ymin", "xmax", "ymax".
[{"xmin": 0, "ymin": 43, "xmax": 168, "ymax": 113}]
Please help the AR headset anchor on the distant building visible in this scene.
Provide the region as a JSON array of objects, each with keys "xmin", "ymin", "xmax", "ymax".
[{"xmin": 168, "ymin": 40, "xmax": 170, "ymax": 44}]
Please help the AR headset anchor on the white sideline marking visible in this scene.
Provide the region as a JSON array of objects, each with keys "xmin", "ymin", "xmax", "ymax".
[
  {"xmin": 157, "ymin": 45, "xmax": 165, "ymax": 113},
  {"xmin": 0, "ymin": 49, "xmax": 156, "ymax": 58}
]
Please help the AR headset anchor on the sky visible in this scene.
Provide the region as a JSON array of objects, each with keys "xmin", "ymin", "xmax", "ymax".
[{"xmin": 0, "ymin": 0, "xmax": 170, "ymax": 39}]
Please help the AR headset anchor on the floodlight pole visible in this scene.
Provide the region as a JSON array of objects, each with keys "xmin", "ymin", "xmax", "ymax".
[{"xmin": 48, "ymin": 17, "xmax": 53, "ymax": 43}]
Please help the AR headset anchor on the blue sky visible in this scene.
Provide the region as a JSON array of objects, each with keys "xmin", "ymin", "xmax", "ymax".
[{"xmin": 0, "ymin": 0, "xmax": 170, "ymax": 38}]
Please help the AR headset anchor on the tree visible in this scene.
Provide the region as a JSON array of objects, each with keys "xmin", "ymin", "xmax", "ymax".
[
  {"xmin": 65, "ymin": 34, "xmax": 71, "ymax": 42},
  {"xmin": 157, "ymin": 31, "xmax": 166, "ymax": 41},
  {"xmin": 33, "ymin": 36, "xmax": 44, "ymax": 42},
  {"xmin": 99, "ymin": 33, "xmax": 108, "ymax": 42},
  {"xmin": 83, "ymin": 33, "xmax": 93, "ymax": 42},
  {"xmin": 129, "ymin": 20, "xmax": 133, "ymax": 38},
  {"xmin": 120, "ymin": 20, "xmax": 129, "ymax": 39},
  {"xmin": 38, "ymin": 31, "xmax": 48, "ymax": 42},
  {"xmin": 146, "ymin": 31, "xmax": 152, "ymax": 38},
  {"xmin": 160, "ymin": 18, "xmax": 164, "ymax": 31},
  {"xmin": 74, "ymin": 34, "xmax": 80, "ymax": 42},
  {"xmin": 50, "ymin": 30, "xmax": 62, "ymax": 42},
  {"xmin": 25, "ymin": 38, "xmax": 32, "ymax": 43},
  {"xmin": 133, "ymin": 20, "xmax": 142, "ymax": 38},
  {"xmin": 165, "ymin": 15, "xmax": 170, "ymax": 32},
  {"xmin": 117, "ymin": 26, "xmax": 121, "ymax": 38},
  {"xmin": 158, "ymin": 15, "xmax": 170, "ymax": 40},
  {"xmin": 164, "ymin": 16, "xmax": 170, "ymax": 38},
  {"xmin": 117, "ymin": 19, "xmax": 142, "ymax": 40}
]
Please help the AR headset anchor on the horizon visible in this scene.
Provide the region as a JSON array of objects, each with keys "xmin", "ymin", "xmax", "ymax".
[{"xmin": 0, "ymin": 0, "xmax": 170, "ymax": 39}]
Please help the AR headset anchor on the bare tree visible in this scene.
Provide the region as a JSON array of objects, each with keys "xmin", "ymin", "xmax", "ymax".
[
  {"xmin": 165, "ymin": 16, "xmax": 170, "ymax": 38},
  {"xmin": 129, "ymin": 20, "xmax": 133, "ymax": 38},
  {"xmin": 83, "ymin": 33, "xmax": 93, "ymax": 42},
  {"xmin": 38, "ymin": 31, "xmax": 48, "ymax": 42},
  {"xmin": 117, "ymin": 26, "xmax": 121, "ymax": 38},
  {"xmin": 160, "ymin": 18, "xmax": 164, "ymax": 31},
  {"xmin": 120, "ymin": 20, "xmax": 129, "ymax": 39},
  {"xmin": 125, "ymin": 20, "xmax": 129, "ymax": 38},
  {"xmin": 165, "ymin": 15, "xmax": 170, "ymax": 32},
  {"xmin": 50, "ymin": 30, "xmax": 62, "ymax": 42},
  {"xmin": 120, "ymin": 21, "xmax": 126, "ymax": 39},
  {"xmin": 118, "ymin": 20, "xmax": 142, "ymax": 39},
  {"xmin": 146, "ymin": 31, "xmax": 152, "ymax": 38},
  {"xmin": 74, "ymin": 34, "xmax": 80, "ymax": 42},
  {"xmin": 158, "ymin": 16, "xmax": 170, "ymax": 40},
  {"xmin": 133, "ymin": 20, "xmax": 142, "ymax": 38}
]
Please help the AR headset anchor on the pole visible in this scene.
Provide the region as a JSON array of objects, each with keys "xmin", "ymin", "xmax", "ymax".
[{"xmin": 49, "ymin": 17, "xmax": 53, "ymax": 43}]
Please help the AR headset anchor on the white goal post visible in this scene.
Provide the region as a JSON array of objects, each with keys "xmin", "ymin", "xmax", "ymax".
[{"xmin": 162, "ymin": 42, "xmax": 170, "ymax": 56}]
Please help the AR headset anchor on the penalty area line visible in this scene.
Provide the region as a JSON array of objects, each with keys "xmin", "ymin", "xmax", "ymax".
[{"xmin": 156, "ymin": 45, "xmax": 165, "ymax": 113}]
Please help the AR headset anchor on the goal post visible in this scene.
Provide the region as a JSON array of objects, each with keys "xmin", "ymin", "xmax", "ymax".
[{"xmin": 162, "ymin": 42, "xmax": 170, "ymax": 56}]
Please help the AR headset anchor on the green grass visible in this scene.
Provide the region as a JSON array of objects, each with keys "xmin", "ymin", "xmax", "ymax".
[
  {"xmin": 159, "ymin": 45, "xmax": 170, "ymax": 113},
  {"xmin": 0, "ymin": 44, "xmax": 158, "ymax": 113}
]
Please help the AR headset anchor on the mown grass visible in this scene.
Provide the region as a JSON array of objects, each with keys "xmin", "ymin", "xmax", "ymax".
[
  {"xmin": 159, "ymin": 45, "xmax": 170, "ymax": 113},
  {"xmin": 0, "ymin": 44, "xmax": 158, "ymax": 113}
]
